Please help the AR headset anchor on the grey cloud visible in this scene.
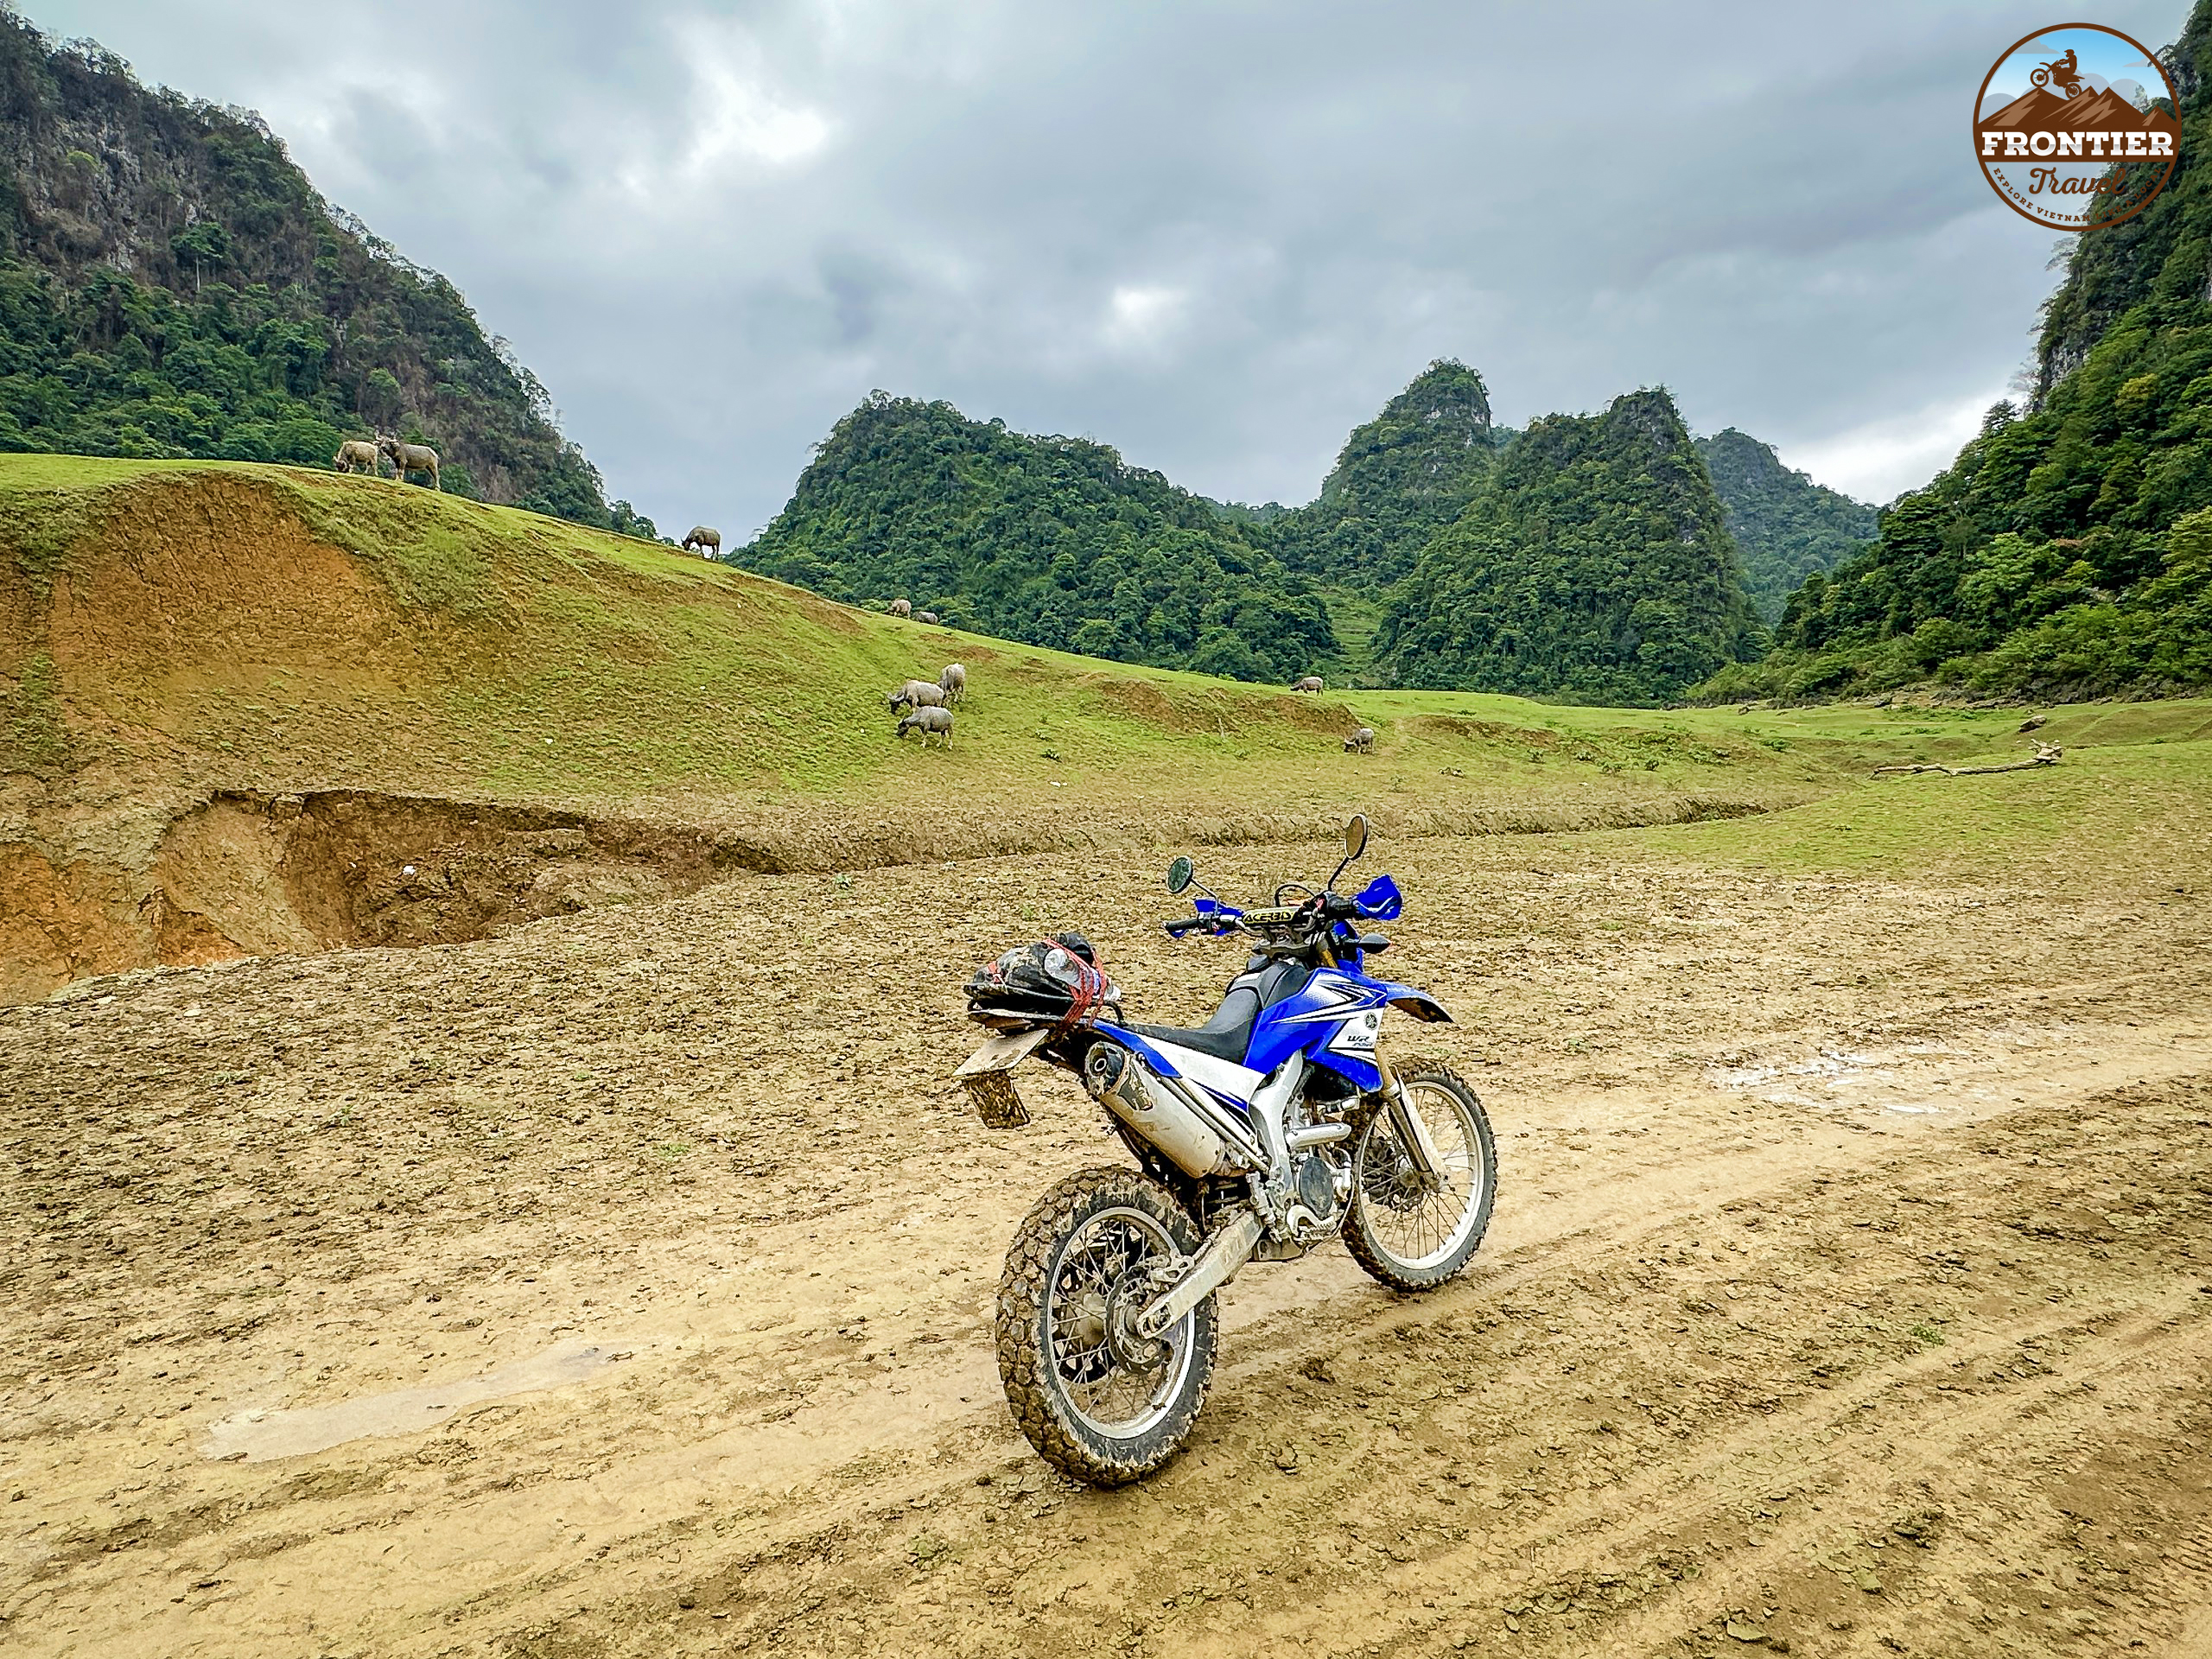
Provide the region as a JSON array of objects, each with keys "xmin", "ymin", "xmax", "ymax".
[{"xmin": 22, "ymin": 0, "xmax": 2199, "ymax": 529}]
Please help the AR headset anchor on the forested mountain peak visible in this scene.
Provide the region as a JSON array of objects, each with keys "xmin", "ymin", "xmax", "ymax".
[
  {"xmin": 1694, "ymin": 428, "xmax": 1877, "ymax": 623},
  {"xmin": 0, "ymin": 10, "xmax": 644, "ymax": 531},
  {"xmin": 1269, "ymin": 359, "xmax": 1501, "ymax": 588},
  {"xmin": 1317, "ymin": 358, "xmax": 1492, "ymax": 504},
  {"xmin": 733, "ymin": 391, "xmax": 1338, "ymax": 684},
  {"xmin": 1376, "ymin": 387, "xmax": 1764, "ymax": 704},
  {"xmin": 1751, "ymin": 0, "xmax": 2212, "ymax": 701}
]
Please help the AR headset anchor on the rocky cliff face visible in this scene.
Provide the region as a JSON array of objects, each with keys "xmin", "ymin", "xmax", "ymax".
[{"xmin": 0, "ymin": 14, "xmax": 628, "ymax": 525}]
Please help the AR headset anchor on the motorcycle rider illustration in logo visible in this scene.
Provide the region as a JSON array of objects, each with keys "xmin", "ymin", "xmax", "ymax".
[{"xmin": 2031, "ymin": 48, "xmax": 2083, "ymax": 98}]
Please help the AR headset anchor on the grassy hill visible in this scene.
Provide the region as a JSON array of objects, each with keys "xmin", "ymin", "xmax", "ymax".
[
  {"xmin": 14, "ymin": 452, "xmax": 2158, "ymax": 1002},
  {"xmin": 0, "ymin": 453, "xmax": 1859, "ymax": 810}
]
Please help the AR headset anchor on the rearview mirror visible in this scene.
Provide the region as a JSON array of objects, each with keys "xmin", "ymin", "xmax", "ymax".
[
  {"xmin": 1343, "ymin": 814, "xmax": 1369, "ymax": 861},
  {"xmin": 1166, "ymin": 855, "xmax": 1195, "ymax": 894}
]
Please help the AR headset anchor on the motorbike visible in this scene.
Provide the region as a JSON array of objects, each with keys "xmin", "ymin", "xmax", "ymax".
[
  {"xmin": 954, "ymin": 815, "xmax": 1497, "ymax": 1484},
  {"xmin": 2031, "ymin": 55, "xmax": 2084, "ymax": 98}
]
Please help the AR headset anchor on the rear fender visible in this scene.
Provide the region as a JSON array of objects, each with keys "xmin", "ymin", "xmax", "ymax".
[{"xmin": 954, "ymin": 1027, "xmax": 1052, "ymax": 1128}]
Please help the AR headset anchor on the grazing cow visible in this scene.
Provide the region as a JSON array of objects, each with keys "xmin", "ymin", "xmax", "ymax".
[
  {"xmin": 1291, "ymin": 675, "xmax": 1325, "ymax": 694},
  {"xmin": 887, "ymin": 679, "xmax": 947, "ymax": 713},
  {"xmin": 377, "ymin": 435, "xmax": 441, "ymax": 490},
  {"xmin": 939, "ymin": 663, "xmax": 967, "ymax": 702},
  {"xmin": 682, "ymin": 526, "xmax": 721, "ymax": 557},
  {"xmin": 917, "ymin": 611, "xmax": 940, "ymax": 626},
  {"xmin": 332, "ymin": 439, "xmax": 382, "ymax": 475},
  {"xmin": 1344, "ymin": 727, "xmax": 1375, "ymax": 753},
  {"xmin": 889, "ymin": 599, "xmax": 912, "ymax": 618},
  {"xmin": 898, "ymin": 706, "xmax": 954, "ymax": 747}
]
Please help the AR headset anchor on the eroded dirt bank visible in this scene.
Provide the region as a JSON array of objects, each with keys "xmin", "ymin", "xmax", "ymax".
[
  {"xmin": 0, "ymin": 789, "xmax": 770, "ymax": 1004},
  {"xmin": 0, "ymin": 785, "xmax": 1777, "ymax": 1006},
  {"xmin": 1, "ymin": 832, "xmax": 2208, "ymax": 1657}
]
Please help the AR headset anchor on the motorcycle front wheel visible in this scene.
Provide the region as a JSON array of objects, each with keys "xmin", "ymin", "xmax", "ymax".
[
  {"xmin": 1342, "ymin": 1061, "xmax": 1497, "ymax": 1291},
  {"xmin": 995, "ymin": 1167, "xmax": 1217, "ymax": 1486}
]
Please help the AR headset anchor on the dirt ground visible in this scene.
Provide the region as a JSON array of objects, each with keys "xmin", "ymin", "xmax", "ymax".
[{"xmin": 3, "ymin": 823, "xmax": 2209, "ymax": 1659}]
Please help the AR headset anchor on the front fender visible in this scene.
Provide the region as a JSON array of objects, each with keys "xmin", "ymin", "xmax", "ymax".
[{"xmin": 1377, "ymin": 982, "xmax": 1452, "ymax": 1023}]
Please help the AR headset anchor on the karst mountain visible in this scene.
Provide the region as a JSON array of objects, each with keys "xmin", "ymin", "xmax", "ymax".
[
  {"xmin": 0, "ymin": 13, "xmax": 645, "ymax": 532},
  {"xmin": 1744, "ymin": 0, "xmax": 2212, "ymax": 702}
]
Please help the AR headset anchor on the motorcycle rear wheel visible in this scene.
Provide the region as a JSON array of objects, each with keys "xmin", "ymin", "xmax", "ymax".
[
  {"xmin": 995, "ymin": 1167, "xmax": 1216, "ymax": 1486},
  {"xmin": 1342, "ymin": 1061, "xmax": 1497, "ymax": 1291}
]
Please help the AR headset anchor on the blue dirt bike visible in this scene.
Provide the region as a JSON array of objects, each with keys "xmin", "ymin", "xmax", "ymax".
[{"xmin": 956, "ymin": 815, "xmax": 1497, "ymax": 1484}]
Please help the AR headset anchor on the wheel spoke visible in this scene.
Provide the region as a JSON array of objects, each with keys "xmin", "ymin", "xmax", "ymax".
[
  {"xmin": 1042, "ymin": 1204, "xmax": 1195, "ymax": 1440},
  {"xmin": 1353, "ymin": 1079, "xmax": 1490, "ymax": 1274}
]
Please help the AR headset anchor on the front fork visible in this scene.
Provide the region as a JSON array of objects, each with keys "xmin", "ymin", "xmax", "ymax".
[{"xmin": 1375, "ymin": 1052, "xmax": 1445, "ymax": 1180}]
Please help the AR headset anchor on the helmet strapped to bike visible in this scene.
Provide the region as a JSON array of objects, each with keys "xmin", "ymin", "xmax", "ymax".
[{"xmin": 963, "ymin": 934, "xmax": 1122, "ymax": 1032}]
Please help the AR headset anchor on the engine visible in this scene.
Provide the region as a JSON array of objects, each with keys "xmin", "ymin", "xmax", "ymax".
[{"xmin": 1292, "ymin": 1147, "xmax": 1344, "ymax": 1225}]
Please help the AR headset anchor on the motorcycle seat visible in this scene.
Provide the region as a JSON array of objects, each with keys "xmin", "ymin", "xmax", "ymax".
[
  {"xmin": 1131, "ymin": 986, "xmax": 1261, "ymax": 1064},
  {"xmin": 1128, "ymin": 961, "xmax": 1311, "ymax": 1065}
]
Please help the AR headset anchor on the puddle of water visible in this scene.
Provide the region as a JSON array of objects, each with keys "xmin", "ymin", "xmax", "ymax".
[{"xmin": 202, "ymin": 1341, "xmax": 617, "ymax": 1463}]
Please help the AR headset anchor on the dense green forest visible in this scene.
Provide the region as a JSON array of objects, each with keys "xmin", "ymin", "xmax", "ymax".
[
  {"xmin": 1266, "ymin": 359, "xmax": 1501, "ymax": 588},
  {"xmin": 1693, "ymin": 428, "xmax": 1876, "ymax": 622},
  {"xmin": 1375, "ymin": 389, "xmax": 1766, "ymax": 703},
  {"xmin": 0, "ymin": 11, "xmax": 651, "ymax": 534},
  {"xmin": 730, "ymin": 392, "xmax": 1338, "ymax": 684},
  {"xmin": 1707, "ymin": 0, "xmax": 2212, "ymax": 702}
]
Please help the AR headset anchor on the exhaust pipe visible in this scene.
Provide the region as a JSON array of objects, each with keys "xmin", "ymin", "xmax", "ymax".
[{"xmin": 1084, "ymin": 1043, "xmax": 1253, "ymax": 1177}]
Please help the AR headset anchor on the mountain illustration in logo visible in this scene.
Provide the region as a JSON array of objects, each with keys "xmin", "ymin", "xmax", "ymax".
[{"xmin": 1976, "ymin": 83, "xmax": 2180, "ymax": 156}]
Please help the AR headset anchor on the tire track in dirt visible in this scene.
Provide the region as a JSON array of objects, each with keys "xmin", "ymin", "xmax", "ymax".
[
  {"xmin": 3, "ymin": 835, "xmax": 2209, "ymax": 1657},
  {"xmin": 449, "ymin": 1073, "xmax": 2212, "ymax": 1659}
]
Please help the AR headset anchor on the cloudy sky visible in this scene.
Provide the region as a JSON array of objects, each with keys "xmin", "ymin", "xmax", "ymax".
[{"xmin": 23, "ymin": 0, "xmax": 2197, "ymax": 536}]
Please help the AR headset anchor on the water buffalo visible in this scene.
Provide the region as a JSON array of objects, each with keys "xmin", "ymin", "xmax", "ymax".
[
  {"xmin": 377, "ymin": 435, "xmax": 441, "ymax": 490},
  {"xmin": 888, "ymin": 679, "xmax": 947, "ymax": 713},
  {"xmin": 1291, "ymin": 675, "xmax": 1325, "ymax": 694},
  {"xmin": 332, "ymin": 439, "xmax": 381, "ymax": 475},
  {"xmin": 1344, "ymin": 727, "xmax": 1375, "ymax": 753},
  {"xmin": 939, "ymin": 663, "xmax": 967, "ymax": 702},
  {"xmin": 682, "ymin": 526, "xmax": 721, "ymax": 557},
  {"xmin": 898, "ymin": 706, "xmax": 954, "ymax": 747},
  {"xmin": 889, "ymin": 599, "xmax": 912, "ymax": 618}
]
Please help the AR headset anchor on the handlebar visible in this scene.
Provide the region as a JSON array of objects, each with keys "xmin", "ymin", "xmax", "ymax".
[{"xmin": 1164, "ymin": 893, "xmax": 1368, "ymax": 942}]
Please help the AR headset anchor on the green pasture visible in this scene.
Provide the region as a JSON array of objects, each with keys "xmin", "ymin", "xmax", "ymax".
[{"xmin": 6, "ymin": 455, "xmax": 2210, "ymax": 858}]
